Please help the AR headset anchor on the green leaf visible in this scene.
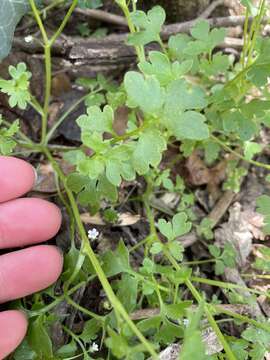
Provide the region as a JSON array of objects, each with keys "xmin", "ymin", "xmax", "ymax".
[
  {"xmin": 106, "ymin": 328, "xmax": 129, "ymax": 358},
  {"xmin": 77, "ymin": 105, "xmax": 114, "ymax": 134},
  {"xmin": 244, "ymin": 141, "xmax": 263, "ymax": 161},
  {"xmin": 256, "ymin": 195, "xmax": 270, "ymax": 234},
  {"xmin": 168, "ymin": 241, "xmax": 184, "ymax": 261},
  {"xmin": 191, "ymin": 20, "xmax": 210, "ymax": 41},
  {"xmin": 164, "ymin": 301, "xmax": 192, "ymax": 320},
  {"xmin": 132, "ymin": 129, "xmax": 166, "ymax": 174},
  {"xmin": 128, "ymin": 6, "xmax": 166, "ymax": 46},
  {"xmin": 242, "ymin": 326, "xmax": 270, "ymax": 347},
  {"xmin": 172, "ymin": 212, "xmax": 192, "ymax": 237},
  {"xmin": 150, "ymin": 241, "xmax": 163, "ymax": 255},
  {"xmin": 0, "ymin": 1, "xmax": 41, "ymax": 60},
  {"xmin": 117, "ymin": 274, "xmax": 138, "ymax": 312},
  {"xmin": 0, "ymin": 62, "xmax": 32, "ymax": 109},
  {"xmin": 252, "ymin": 246, "xmax": 270, "ymax": 272},
  {"xmin": 139, "ymin": 51, "xmax": 173, "ymax": 86},
  {"xmin": 200, "ymin": 53, "xmax": 230, "ymax": 76},
  {"xmin": 208, "ymin": 244, "xmax": 221, "ymax": 258},
  {"xmin": 137, "ymin": 316, "xmax": 162, "ymax": 332},
  {"xmin": 168, "ymin": 33, "xmax": 192, "ymax": 61},
  {"xmin": 78, "ymin": 0, "xmax": 102, "ymax": 9},
  {"xmin": 215, "ymin": 259, "xmax": 225, "ymax": 275},
  {"xmin": 124, "ymin": 71, "xmax": 164, "ymax": 114},
  {"xmin": 0, "ymin": 117, "xmax": 19, "ymax": 155},
  {"xmin": 13, "ymin": 340, "xmax": 36, "ymax": 360},
  {"xmin": 173, "ymin": 111, "xmax": 209, "ymax": 141},
  {"xmin": 246, "ymin": 39, "xmax": 270, "ymax": 87},
  {"xmin": 165, "ymin": 79, "xmax": 207, "ymax": 114},
  {"xmin": 102, "ymin": 240, "xmax": 130, "ymax": 276},
  {"xmin": 181, "ymin": 305, "xmax": 207, "ymax": 360},
  {"xmin": 28, "ymin": 316, "xmax": 53, "ymax": 359},
  {"xmin": 241, "ymin": 0, "xmax": 259, "ymax": 16},
  {"xmin": 56, "ymin": 340, "xmax": 77, "ymax": 357},
  {"xmin": 80, "ymin": 319, "xmax": 102, "ymax": 343},
  {"xmin": 158, "ymin": 219, "xmax": 174, "ymax": 240}
]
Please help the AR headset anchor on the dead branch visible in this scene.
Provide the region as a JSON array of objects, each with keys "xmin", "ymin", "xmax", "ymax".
[
  {"xmin": 74, "ymin": 8, "xmax": 127, "ymax": 27},
  {"xmin": 13, "ymin": 15, "xmax": 257, "ymax": 65}
]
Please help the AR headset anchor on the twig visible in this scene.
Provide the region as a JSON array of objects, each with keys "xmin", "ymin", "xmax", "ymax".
[
  {"xmin": 74, "ymin": 8, "xmax": 127, "ymax": 27},
  {"xmin": 13, "ymin": 15, "xmax": 265, "ymax": 60},
  {"xmin": 199, "ymin": 0, "xmax": 225, "ymax": 19}
]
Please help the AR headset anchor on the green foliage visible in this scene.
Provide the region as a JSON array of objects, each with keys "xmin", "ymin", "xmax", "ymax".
[
  {"xmin": 0, "ymin": 0, "xmax": 40, "ymax": 60},
  {"xmin": 3, "ymin": 1, "xmax": 270, "ymax": 359},
  {"xmin": 0, "ymin": 116, "xmax": 19, "ymax": 155},
  {"xmin": 209, "ymin": 244, "xmax": 236, "ymax": 275},
  {"xmin": 78, "ymin": 0, "xmax": 103, "ymax": 9},
  {"xmin": 0, "ymin": 62, "xmax": 31, "ymax": 109},
  {"xmin": 128, "ymin": 6, "xmax": 166, "ymax": 46},
  {"xmin": 256, "ymin": 195, "xmax": 270, "ymax": 234}
]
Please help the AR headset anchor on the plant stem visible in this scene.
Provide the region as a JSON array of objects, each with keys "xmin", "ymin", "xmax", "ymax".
[
  {"xmin": 117, "ymin": 0, "xmax": 145, "ymax": 62},
  {"xmin": 50, "ymin": 0, "xmax": 78, "ymax": 45},
  {"xmin": 163, "ymin": 248, "xmax": 236, "ymax": 360},
  {"xmin": 42, "ymin": 44, "xmax": 52, "ymax": 144},
  {"xmin": 191, "ymin": 276, "xmax": 270, "ymax": 298},
  {"xmin": 65, "ymin": 296, "xmax": 104, "ymax": 321},
  {"xmin": 143, "ymin": 178, "xmax": 236, "ymax": 360},
  {"xmin": 29, "ymin": 0, "xmax": 48, "ymax": 43},
  {"xmin": 246, "ymin": 0, "xmax": 266, "ymax": 66},
  {"xmin": 45, "ymin": 92, "xmax": 95, "ymax": 144},
  {"xmin": 214, "ymin": 305, "xmax": 270, "ymax": 333},
  {"xmin": 211, "ymin": 135, "xmax": 270, "ymax": 171},
  {"xmin": 43, "ymin": 147, "xmax": 158, "ymax": 359}
]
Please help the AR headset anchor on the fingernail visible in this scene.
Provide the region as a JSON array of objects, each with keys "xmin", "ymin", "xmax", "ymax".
[{"xmin": 31, "ymin": 165, "xmax": 38, "ymax": 185}]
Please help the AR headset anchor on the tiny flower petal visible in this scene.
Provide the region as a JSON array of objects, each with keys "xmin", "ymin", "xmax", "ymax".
[
  {"xmin": 88, "ymin": 228, "xmax": 99, "ymax": 240},
  {"xmin": 24, "ymin": 35, "xmax": 33, "ymax": 43},
  {"xmin": 90, "ymin": 342, "xmax": 99, "ymax": 352}
]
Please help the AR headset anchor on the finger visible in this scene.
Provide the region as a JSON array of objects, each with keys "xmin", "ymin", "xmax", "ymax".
[
  {"xmin": 0, "ymin": 198, "xmax": 62, "ymax": 249},
  {"xmin": 0, "ymin": 310, "xmax": 28, "ymax": 359},
  {"xmin": 0, "ymin": 156, "xmax": 36, "ymax": 203},
  {"xmin": 0, "ymin": 245, "xmax": 63, "ymax": 303}
]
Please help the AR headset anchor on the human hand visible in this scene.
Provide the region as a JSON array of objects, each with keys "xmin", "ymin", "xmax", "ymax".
[{"xmin": 0, "ymin": 156, "xmax": 63, "ymax": 359}]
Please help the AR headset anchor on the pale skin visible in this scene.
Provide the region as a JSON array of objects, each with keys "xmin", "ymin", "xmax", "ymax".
[{"xmin": 0, "ymin": 156, "xmax": 63, "ymax": 359}]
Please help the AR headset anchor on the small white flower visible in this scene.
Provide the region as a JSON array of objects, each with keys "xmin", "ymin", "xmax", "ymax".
[
  {"xmin": 24, "ymin": 35, "xmax": 33, "ymax": 43},
  {"xmin": 88, "ymin": 228, "xmax": 99, "ymax": 240},
  {"xmin": 90, "ymin": 342, "xmax": 99, "ymax": 352}
]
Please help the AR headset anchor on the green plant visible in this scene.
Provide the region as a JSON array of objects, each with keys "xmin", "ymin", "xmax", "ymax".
[{"xmin": 1, "ymin": 0, "xmax": 270, "ymax": 359}]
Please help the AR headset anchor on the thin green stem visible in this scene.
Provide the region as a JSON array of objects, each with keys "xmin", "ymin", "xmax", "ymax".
[
  {"xmin": 28, "ymin": 277, "xmax": 95, "ymax": 317},
  {"xmin": 191, "ymin": 276, "xmax": 270, "ymax": 298},
  {"xmin": 29, "ymin": 0, "xmax": 48, "ymax": 43},
  {"xmin": 50, "ymin": 0, "xmax": 78, "ymax": 45},
  {"xmin": 163, "ymin": 248, "xmax": 236, "ymax": 360},
  {"xmin": 183, "ymin": 259, "xmax": 216, "ymax": 266},
  {"xmin": 62, "ymin": 325, "xmax": 89, "ymax": 357},
  {"xmin": 45, "ymin": 92, "xmax": 95, "ymax": 144},
  {"xmin": 143, "ymin": 178, "xmax": 235, "ymax": 360},
  {"xmin": 246, "ymin": 0, "xmax": 266, "ymax": 66},
  {"xmin": 41, "ymin": 44, "xmax": 52, "ymax": 144},
  {"xmin": 117, "ymin": 0, "xmax": 145, "ymax": 62},
  {"xmin": 214, "ymin": 305, "xmax": 270, "ymax": 332},
  {"xmin": 29, "ymin": 96, "xmax": 44, "ymax": 116},
  {"xmin": 211, "ymin": 135, "xmax": 270, "ymax": 171},
  {"xmin": 186, "ymin": 279, "xmax": 236, "ymax": 360},
  {"xmin": 43, "ymin": 147, "xmax": 158, "ymax": 359},
  {"xmin": 240, "ymin": 9, "xmax": 250, "ymax": 69},
  {"xmin": 65, "ymin": 296, "xmax": 104, "ymax": 321}
]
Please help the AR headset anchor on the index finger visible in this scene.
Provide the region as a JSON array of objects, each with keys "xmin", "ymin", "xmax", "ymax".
[{"xmin": 0, "ymin": 156, "xmax": 36, "ymax": 203}]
